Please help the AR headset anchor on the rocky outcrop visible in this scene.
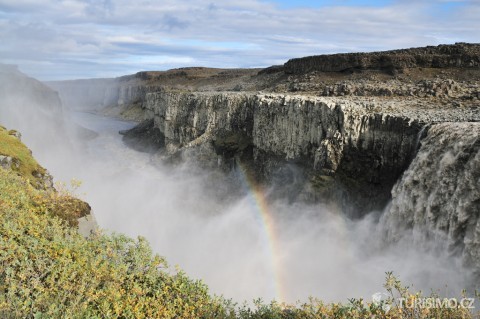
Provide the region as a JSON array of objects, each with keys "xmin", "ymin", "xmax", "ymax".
[
  {"xmin": 381, "ymin": 122, "xmax": 480, "ymax": 270},
  {"xmin": 0, "ymin": 123, "xmax": 96, "ymax": 236},
  {"xmin": 0, "ymin": 126, "xmax": 54, "ymax": 190},
  {"xmin": 288, "ymin": 77, "xmax": 479, "ymax": 100},
  {"xmin": 284, "ymin": 43, "xmax": 480, "ymax": 75},
  {"xmin": 0, "ymin": 155, "xmax": 19, "ymax": 170}
]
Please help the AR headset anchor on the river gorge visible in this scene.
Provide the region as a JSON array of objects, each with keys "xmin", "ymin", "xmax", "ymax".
[{"xmin": 1, "ymin": 44, "xmax": 479, "ymax": 305}]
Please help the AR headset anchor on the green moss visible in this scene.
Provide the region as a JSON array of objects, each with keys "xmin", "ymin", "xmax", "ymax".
[{"xmin": 0, "ymin": 126, "xmax": 46, "ymax": 184}]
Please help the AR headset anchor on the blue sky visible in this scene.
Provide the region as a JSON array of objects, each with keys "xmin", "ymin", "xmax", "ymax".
[
  {"xmin": 272, "ymin": 0, "xmax": 392, "ymax": 8},
  {"xmin": 0, "ymin": 0, "xmax": 478, "ymax": 80}
]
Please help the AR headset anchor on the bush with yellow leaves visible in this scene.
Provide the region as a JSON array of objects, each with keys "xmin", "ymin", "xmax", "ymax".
[{"xmin": 0, "ymin": 168, "xmax": 226, "ymax": 318}]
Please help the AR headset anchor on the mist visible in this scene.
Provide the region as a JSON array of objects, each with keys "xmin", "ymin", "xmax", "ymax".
[{"xmin": 0, "ymin": 78, "xmax": 475, "ymax": 304}]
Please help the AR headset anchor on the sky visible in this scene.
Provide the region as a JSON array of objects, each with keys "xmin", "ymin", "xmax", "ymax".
[{"xmin": 0, "ymin": 0, "xmax": 479, "ymax": 80}]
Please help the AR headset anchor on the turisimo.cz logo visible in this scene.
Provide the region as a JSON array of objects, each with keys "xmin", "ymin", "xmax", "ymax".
[
  {"xmin": 398, "ymin": 297, "xmax": 475, "ymax": 309},
  {"xmin": 372, "ymin": 292, "xmax": 476, "ymax": 312}
]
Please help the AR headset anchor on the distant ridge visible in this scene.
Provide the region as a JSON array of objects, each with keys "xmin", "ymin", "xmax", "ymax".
[{"xmin": 283, "ymin": 42, "xmax": 480, "ymax": 74}]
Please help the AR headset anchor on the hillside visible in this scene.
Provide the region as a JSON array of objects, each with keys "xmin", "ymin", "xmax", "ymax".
[
  {"xmin": 0, "ymin": 126, "xmax": 223, "ymax": 318},
  {"xmin": 0, "ymin": 126, "xmax": 51, "ymax": 189}
]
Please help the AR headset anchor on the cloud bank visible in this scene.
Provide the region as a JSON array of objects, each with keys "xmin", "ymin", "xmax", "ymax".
[{"xmin": 0, "ymin": 0, "xmax": 478, "ymax": 80}]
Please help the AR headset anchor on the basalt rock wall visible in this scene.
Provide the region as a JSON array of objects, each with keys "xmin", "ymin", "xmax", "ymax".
[
  {"xmin": 143, "ymin": 92, "xmax": 426, "ymax": 215},
  {"xmin": 284, "ymin": 43, "xmax": 480, "ymax": 75}
]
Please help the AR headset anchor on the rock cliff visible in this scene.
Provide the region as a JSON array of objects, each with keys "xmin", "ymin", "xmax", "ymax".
[
  {"xmin": 49, "ymin": 44, "xmax": 480, "ymax": 119},
  {"xmin": 284, "ymin": 42, "xmax": 480, "ymax": 75},
  {"xmin": 47, "ymin": 78, "xmax": 119, "ymax": 110},
  {"xmin": 381, "ymin": 122, "xmax": 480, "ymax": 271},
  {"xmin": 139, "ymin": 91, "xmax": 479, "ymax": 215},
  {"xmin": 47, "ymin": 76, "xmax": 161, "ymax": 119}
]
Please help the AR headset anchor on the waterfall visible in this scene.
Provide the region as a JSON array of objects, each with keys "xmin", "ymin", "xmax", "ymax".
[{"xmin": 381, "ymin": 122, "xmax": 480, "ymax": 270}]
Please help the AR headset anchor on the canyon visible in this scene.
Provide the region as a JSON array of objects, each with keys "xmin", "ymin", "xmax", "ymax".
[
  {"xmin": 1, "ymin": 43, "xmax": 479, "ymax": 295},
  {"xmin": 47, "ymin": 44, "xmax": 480, "ymax": 276}
]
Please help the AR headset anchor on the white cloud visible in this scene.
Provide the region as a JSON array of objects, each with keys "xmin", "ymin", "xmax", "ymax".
[{"xmin": 0, "ymin": 0, "xmax": 478, "ymax": 80}]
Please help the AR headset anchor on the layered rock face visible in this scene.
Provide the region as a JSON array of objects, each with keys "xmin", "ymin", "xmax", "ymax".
[
  {"xmin": 381, "ymin": 123, "xmax": 480, "ymax": 270},
  {"xmin": 143, "ymin": 92, "xmax": 451, "ymax": 214},
  {"xmin": 284, "ymin": 42, "xmax": 480, "ymax": 74}
]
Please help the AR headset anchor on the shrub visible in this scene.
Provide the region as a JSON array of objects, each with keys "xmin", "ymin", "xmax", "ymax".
[{"xmin": 0, "ymin": 168, "xmax": 225, "ymax": 318}]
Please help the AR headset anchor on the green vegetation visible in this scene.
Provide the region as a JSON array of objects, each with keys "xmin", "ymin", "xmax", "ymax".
[
  {"xmin": 0, "ymin": 126, "xmax": 46, "ymax": 185},
  {"xmin": 0, "ymin": 168, "xmax": 225, "ymax": 318},
  {"xmin": 0, "ymin": 125, "xmax": 90, "ymax": 226},
  {"xmin": 0, "ymin": 126, "xmax": 477, "ymax": 318}
]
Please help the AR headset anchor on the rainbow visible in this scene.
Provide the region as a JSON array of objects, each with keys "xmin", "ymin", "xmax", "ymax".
[{"xmin": 236, "ymin": 161, "xmax": 287, "ymax": 303}]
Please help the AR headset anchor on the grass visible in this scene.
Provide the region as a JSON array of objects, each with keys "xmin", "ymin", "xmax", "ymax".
[{"xmin": 0, "ymin": 126, "xmax": 46, "ymax": 186}]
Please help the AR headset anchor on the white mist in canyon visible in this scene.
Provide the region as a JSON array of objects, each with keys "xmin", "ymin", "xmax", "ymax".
[{"xmin": 0, "ymin": 89, "xmax": 474, "ymax": 303}]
